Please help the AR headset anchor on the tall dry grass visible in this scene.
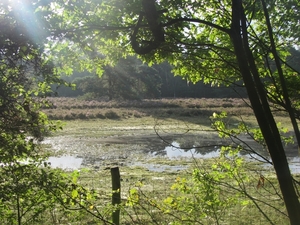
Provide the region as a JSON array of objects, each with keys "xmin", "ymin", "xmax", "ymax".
[{"xmin": 43, "ymin": 97, "xmax": 253, "ymax": 120}]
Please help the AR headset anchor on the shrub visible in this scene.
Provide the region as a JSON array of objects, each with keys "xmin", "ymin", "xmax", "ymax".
[
  {"xmin": 133, "ymin": 112, "xmax": 143, "ymax": 118},
  {"xmin": 96, "ymin": 113, "xmax": 105, "ymax": 119},
  {"xmin": 105, "ymin": 110, "xmax": 120, "ymax": 119},
  {"xmin": 78, "ymin": 112, "xmax": 87, "ymax": 119},
  {"xmin": 64, "ymin": 114, "xmax": 74, "ymax": 120}
]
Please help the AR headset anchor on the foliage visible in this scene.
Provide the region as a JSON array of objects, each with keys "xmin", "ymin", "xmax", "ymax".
[
  {"xmin": 0, "ymin": 0, "xmax": 57, "ymax": 168},
  {"xmin": 121, "ymin": 111, "xmax": 293, "ymax": 224},
  {"xmin": 37, "ymin": 1, "xmax": 294, "ymax": 71},
  {"xmin": 59, "ymin": 57, "xmax": 242, "ymax": 100},
  {"xmin": 123, "ymin": 148, "xmax": 290, "ymax": 224},
  {"xmin": 211, "ymin": 111, "xmax": 294, "ymax": 150},
  {"xmin": 1, "ymin": 0, "xmax": 300, "ymax": 223},
  {"xmin": 267, "ymin": 47, "xmax": 300, "ymax": 118},
  {"xmin": 161, "ymin": 164, "xmax": 243, "ymax": 225},
  {"xmin": 0, "ymin": 1, "xmax": 84, "ymax": 223}
]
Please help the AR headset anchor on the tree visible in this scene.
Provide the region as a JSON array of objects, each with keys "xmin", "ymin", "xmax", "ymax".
[
  {"xmin": 37, "ymin": 0, "xmax": 300, "ymax": 223},
  {"xmin": 0, "ymin": 1, "xmax": 74, "ymax": 223},
  {"xmin": 0, "ymin": 0, "xmax": 58, "ymax": 167},
  {"xmin": 73, "ymin": 57, "xmax": 162, "ymax": 100}
]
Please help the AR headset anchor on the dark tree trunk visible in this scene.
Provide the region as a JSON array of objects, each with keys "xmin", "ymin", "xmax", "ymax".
[
  {"xmin": 230, "ymin": 1, "xmax": 300, "ymax": 224},
  {"xmin": 260, "ymin": 0, "xmax": 300, "ymax": 154}
]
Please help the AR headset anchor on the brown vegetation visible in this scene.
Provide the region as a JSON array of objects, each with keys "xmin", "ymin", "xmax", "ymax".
[{"xmin": 43, "ymin": 97, "xmax": 253, "ymax": 120}]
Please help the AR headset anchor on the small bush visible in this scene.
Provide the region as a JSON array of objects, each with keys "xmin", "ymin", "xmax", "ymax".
[
  {"xmin": 86, "ymin": 113, "xmax": 95, "ymax": 119},
  {"xmin": 133, "ymin": 112, "xmax": 142, "ymax": 118},
  {"xmin": 105, "ymin": 110, "xmax": 120, "ymax": 119},
  {"xmin": 64, "ymin": 114, "xmax": 74, "ymax": 120},
  {"xmin": 78, "ymin": 112, "xmax": 87, "ymax": 119},
  {"xmin": 96, "ymin": 113, "xmax": 105, "ymax": 119}
]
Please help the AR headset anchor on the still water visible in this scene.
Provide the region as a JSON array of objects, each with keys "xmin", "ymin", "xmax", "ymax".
[
  {"xmin": 47, "ymin": 141, "xmax": 300, "ymax": 173},
  {"xmin": 47, "ymin": 155, "xmax": 83, "ymax": 170}
]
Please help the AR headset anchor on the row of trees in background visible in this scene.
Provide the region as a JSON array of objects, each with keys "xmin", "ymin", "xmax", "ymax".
[
  {"xmin": 55, "ymin": 57, "xmax": 247, "ymax": 99},
  {"xmin": 55, "ymin": 48, "xmax": 300, "ymax": 100}
]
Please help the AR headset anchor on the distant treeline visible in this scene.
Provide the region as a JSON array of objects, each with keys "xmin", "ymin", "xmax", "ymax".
[{"xmin": 52, "ymin": 48, "xmax": 300, "ymax": 100}]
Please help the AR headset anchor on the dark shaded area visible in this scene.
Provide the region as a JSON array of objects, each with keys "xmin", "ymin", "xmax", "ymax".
[{"xmin": 51, "ymin": 57, "xmax": 248, "ymax": 100}]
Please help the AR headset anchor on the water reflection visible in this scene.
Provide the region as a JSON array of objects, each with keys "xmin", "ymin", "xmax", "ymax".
[
  {"xmin": 43, "ymin": 134, "xmax": 299, "ymax": 173},
  {"xmin": 47, "ymin": 155, "xmax": 83, "ymax": 170},
  {"xmin": 288, "ymin": 157, "xmax": 300, "ymax": 174},
  {"xmin": 153, "ymin": 142, "xmax": 220, "ymax": 158},
  {"xmin": 262, "ymin": 157, "xmax": 300, "ymax": 174}
]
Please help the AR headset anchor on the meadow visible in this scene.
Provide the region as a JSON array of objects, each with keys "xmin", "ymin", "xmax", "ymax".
[
  {"xmin": 39, "ymin": 97, "xmax": 297, "ymax": 224},
  {"xmin": 44, "ymin": 97, "xmax": 253, "ymax": 120}
]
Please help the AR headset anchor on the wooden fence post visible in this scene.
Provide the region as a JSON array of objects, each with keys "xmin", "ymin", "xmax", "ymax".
[{"xmin": 111, "ymin": 167, "xmax": 121, "ymax": 225}]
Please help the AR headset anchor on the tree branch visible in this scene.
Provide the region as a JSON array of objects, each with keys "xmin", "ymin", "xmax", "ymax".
[{"xmin": 163, "ymin": 17, "xmax": 230, "ymax": 34}]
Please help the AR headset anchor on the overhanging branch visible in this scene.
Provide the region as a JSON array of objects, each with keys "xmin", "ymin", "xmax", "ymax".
[{"xmin": 163, "ymin": 17, "xmax": 231, "ymax": 34}]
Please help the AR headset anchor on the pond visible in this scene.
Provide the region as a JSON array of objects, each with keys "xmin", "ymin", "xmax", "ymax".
[
  {"xmin": 45, "ymin": 136, "xmax": 300, "ymax": 173},
  {"xmin": 152, "ymin": 141, "xmax": 221, "ymax": 158},
  {"xmin": 46, "ymin": 139, "xmax": 222, "ymax": 171},
  {"xmin": 47, "ymin": 155, "xmax": 83, "ymax": 170}
]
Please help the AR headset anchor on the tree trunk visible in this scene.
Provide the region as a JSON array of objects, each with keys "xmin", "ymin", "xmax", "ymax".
[
  {"xmin": 230, "ymin": 1, "xmax": 300, "ymax": 224},
  {"xmin": 260, "ymin": 0, "xmax": 300, "ymax": 155}
]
